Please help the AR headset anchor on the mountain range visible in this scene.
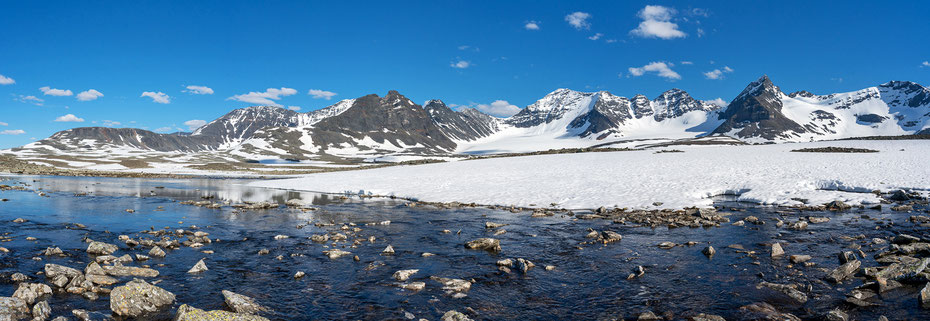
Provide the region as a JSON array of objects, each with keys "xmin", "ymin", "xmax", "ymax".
[{"xmin": 9, "ymin": 75, "xmax": 930, "ymax": 163}]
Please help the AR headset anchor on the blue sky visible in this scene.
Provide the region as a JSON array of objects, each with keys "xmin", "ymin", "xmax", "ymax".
[{"xmin": 1, "ymin": 0, "xmax": 929, "ymax": 148}]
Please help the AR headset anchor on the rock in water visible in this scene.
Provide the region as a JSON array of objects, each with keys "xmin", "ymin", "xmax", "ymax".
[
  {"xmin": 110, "ymin": 279, "xmax": 175, "ymax": 318},
  {"xmin": 440, "ymin": 310, "xmax": 473, "ymax": 321},
  {"xmin": 702, "ymin": 246, "xmax": 716, "ymax": 258},
  {"xmin": 12, "ymin": 283, "xmax": 52, "ymax": 305},
  {"xmin": 222, "ymin": 290, "xmax": 269, "ymax": 315},
  {"xmin": 485, "ymin": 222, "xmax": 507, "ymax": 229},
  {"xmin": 920, "ymin": 282, "xmax": 930, "ymax": 309},
  {"xmin": 148, "ymin": 246, "xmax": 167, "ymax": 258},
  {"xmin": 32, "ymin": 300, "xmax": 51, "ymax": 320},
  {"xmin": 827, "ymin": 260, "xmax": 861, "ymax": 283},
  {"xmin": 0, "ymin": 297, "xmax": 31, "ymax": 320},
  {"xmin": 188, "ymin": 259, "xmax": 208, "ymax": 274},
  {"xmin": 102, "ymin": 265, "xmax": 160, "ymax": 278},
  {"xmin": 86, "ymin": 241, "xmax": 118, "ymax": 255},
  {"xmin": 175, "ymin": 304, "xmax": 270, "ymax": 321},
  {"xmin": 771, "ymin": 243, "xmax": 785, "ymax": 257},
  {"xmin": 382, "ymin": 245, "xmax": 395, "ymax": 255},
  {"xmin": 393, "ymin": 269, "xmax": 419, "ymax": 281},
  {"xmin": 464, "ymin": 238, "xmax": 501, "ymax": 252},
  {"xmin": 323, "ymin": 249, "xmax": 352, "ymax": 259},
  {"xmin": 790, "ymin": 255, "xmax": 812, "ymax": 264}
]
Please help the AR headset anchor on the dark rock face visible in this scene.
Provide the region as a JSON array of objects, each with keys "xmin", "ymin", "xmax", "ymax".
[
  {"xmin": 307, "ymin": 91, "xmax": 458, "ymax": 154},
  {"xmin": 34, "ymin": 127, "xmax": 219, "ymax": 152},
  {"xmin": 880, "ymin": 81, "xmax": 930, "ymax": 108},
  {"xmin": 192, "ymin": 106, "xmax": 301, "ymax": 143},
  {"xmin": 712, "ymin": 75, "xmax": 807, "ymax": 140},
  {"xmin": 856, "ymin": 113, "xmax": 887, "ymax": 124},
  {"xmin": 424, "ymin": 100, "xmax": 499, "ymax": 141}
]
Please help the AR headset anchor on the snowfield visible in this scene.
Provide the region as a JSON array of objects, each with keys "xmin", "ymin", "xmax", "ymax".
[{"xmin": 250, "ymin": 140, "xmax": 930, "ymax": 210}]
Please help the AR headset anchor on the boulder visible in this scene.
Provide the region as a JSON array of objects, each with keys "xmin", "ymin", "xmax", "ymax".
[
  {"xmin": 32, "ymin": 300, "xmax": 51, "ymax": 320},
  {"xmin": 323, "ymin": 249, "xmax": 351, "ymax": 259},
  {"xmin": 702, "ymin": 246, "xmax": 716, "ymax": 258},
  {"xmin": 757, "ymin": 282, "xmax": 808, "ymax": 304},
  {"xmin": 827, "ymin": 260, "xmax": 861, "ymax": 283},
  {"xmin": 12, "ymin": 283, "xmax": 52, "ymax": 305},
  {"xmin": 0, "ymin": 297, "xmax": 30, "ymax": 321},
  {"xmin": 86, "ymin": 242, "xmax": 118, "ymax": 255},
  {"xmin": 103, "ymin": 265, "xmax": 160, "ymax": 278},
  {"xmin": 392, "ymin": 269, "xmax": 419, "ymax": 281},
  {"xmin": 440, "ymin": 310, "xmax": 473, "ymax": 321},
  {"xmin": 187, "ymin": 259, "xmax": 208, "ymax": 274},
  {"xmin": 109, "ymin": 279, "xmax": 175, "ymax": 318},
  {"xmin": 148, "ymin": 246, "xmax": 167, "ymax": 258},
  {"xmin": 44, "ymin": 264, "xmax": 81, "ymax": 280},
  {"xmin": 464, "ymin": 238, "xmax": 501, "ymax": 252},
  {"xmin": 771, "ymin": 243, "xmax": 785, "ymax": 257},
  {"xmin": 921, "ymin": 282, "xmax": 930, "ymax": 309},
  {"xmin": 175, "ymin": 304, "xmax": 270, "ymax": 321},
  {"xmin": 222, "ymin": 290, "xmax": 269, "ymax": 315}
]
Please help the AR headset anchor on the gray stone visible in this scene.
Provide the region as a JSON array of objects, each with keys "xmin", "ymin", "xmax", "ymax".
[
  {"xmin": 109, "ymin": 279, "xmax": 175, "ymax": 318},
  {"xmin": 0, "ymin": 297, "xmax": 30, "ymax": 321},
  {"xmin": 187, "ymin": 259, "xmax": 208, "ymax": 274},
  {"xmin": 440, "ymin": 310, "xmax": 473, "ymax": 321},
  {"xmin": 103, "ymin": 265, "xmax": 160, "ymax": 278},
  {"xmin": 175, "ymin": 304, "xmax": 270, "ymax": 321},
  {"xmin": 464, "ymin": 238, "xmax": 500, "ymax": 252},
  {"xmin": 392, "ymin": 269, "xmax": 418, "ymax": 281},
  {"xmin": 771, "ymin": 243, "xmax": 785, "ymax": 257},
  {"xmin": 32, "ymin": 300, "xmax": 51, "ymax": 320},
  {"xmin": 86, "ymin": 242, "xmax": 118, "ymax": 255},
  {"xmin": 757, "ymin": 282, "xmax": 808, "ymax": 304},
  {"xmin": 148, "ymin": 246, "xmax": 166, "ymax": 258},
  {"xmin": 827, "ymin": 260, "xmax": 861, "ymax": 283},
  {"xmin": 222, "ymin": 290, "xmax": 269, "ymax": 315}
]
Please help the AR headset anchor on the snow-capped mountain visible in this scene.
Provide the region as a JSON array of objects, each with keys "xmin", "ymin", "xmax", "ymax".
[
  {"xmin": 713, "ymin": 75, "xmax": 930, "ymax": 142},
  {"xmin": 11, "ymin": 76, "xmax": 930, "ymax": 163}
]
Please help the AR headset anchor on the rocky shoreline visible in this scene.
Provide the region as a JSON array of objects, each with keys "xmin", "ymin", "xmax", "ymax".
[{"xmin": 2, "ymin": 177, "xmax": 930, "ymax": 320}]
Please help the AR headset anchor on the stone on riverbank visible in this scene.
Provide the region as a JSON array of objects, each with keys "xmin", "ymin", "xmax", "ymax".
[{"xmin": 0, "ymin": 297, "xmax": 30, "ymax": 321}]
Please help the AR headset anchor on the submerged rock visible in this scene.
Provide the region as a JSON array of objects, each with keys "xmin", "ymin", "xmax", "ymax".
[
  {"xmin": 110, "ymin": 279, "xmax": 176, "ymax": 318},
  {"xmin": 175, "ymin": 304, "xmax": 270, "ymax": 321},
  {"xmin": 702, "ymin": 246, "xmax": 716, "ymax": 258},
  {"xmin": 464, "ymin": 238, "xmax": 501, "ymax": 252},
  {"xmin": 222, "ymin": 290, "xmax": 269, "ymax": 315}
]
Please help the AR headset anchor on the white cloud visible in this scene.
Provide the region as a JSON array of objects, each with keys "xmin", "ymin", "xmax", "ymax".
[
  {"xmin": 141, "ymin": 91, "xmax": 171, "ymax": 104},
  {"xmin": 922, "ymin": 61, "xmax": 930, "ymax": 67},
  {"xmin": 287, "ymin": 106, "xmax": 301, "ymax": 111},
  {"xmin": 524, "ymin": 21, "xmax": 540, "ymax": 30},
  {"xmin": 308, "ymin": 89, "xmax": 338, "ymax": 100},
  {"xmin": 450, "ymin": 60, "xmax": 471, "ymax": 69},
  {"xmin": 707, "ymin": 98, "xmax": 728, "ymax": 108},
  {"xmin": 630, "ymin": 5, "xmax": 686, "ymax": 39},
  {"xmin": 227, "ymin": 87, "xmax": 297, "ymax": 106},
  {"xmin": 628, "ymin": 61, "xmax": 681, "ymax": 80},
  {"xmin": 39, "ymin": 86, "xmax": 73, "ymax": 96},
  {"xmin": 565, "ymin": 12, "xmax": 591, "ymax": 30},
  {"xmin": 15, "ymin": 95, "xmax": 44, "ymax": 106},
  {"xmin": 0, "ymin": 121, "xmax": 7, "ymax": 126},
  {"xmin": 588, "ymin": 33, "xmax": 603, "ymax": 40},
  {"xmin": 473, "ymin": 100, "xmax": 521, "ymax": 117},
  {"xmin": 1, "ymin": 129, "xmax": 26, "ymax": 135},
  {"xmin": 76, "ymin": 89, "xmax": 103, "ymax": 101},
  {"xmin": 54, "ymin": 114, "xmax": 85, "ymax": 122},
  {"xmin": 183, "ymin": 85, "xmax": 214, "ymax": 95},
  {"xmin": 183, "ymin": 119, "xmax": 206, "ymax": 131},
  {"xmin": 703, "ymin": 66, "xmax": 734, "ymax": 79},
  {"xmin": 102, "ymin": 120, "xmax": 121, "ymax": 127},
  {"xmin": 0, "ymin": 74, "xmax": 14, "ymax": 85},
  {"xmin": 680, "ymin": 61, "xmax": 693, "ymax": 65}
]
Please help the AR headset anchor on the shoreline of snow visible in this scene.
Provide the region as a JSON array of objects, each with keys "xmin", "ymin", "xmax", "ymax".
[{"xmin": 248, "ymin": 140, "xmax": 930, "ymax": 210}]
